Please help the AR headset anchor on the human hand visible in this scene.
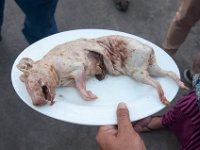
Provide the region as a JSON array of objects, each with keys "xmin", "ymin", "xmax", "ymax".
[{"xmin": 96, "ymin": 102, "xmax": 146, "ymax": 150}]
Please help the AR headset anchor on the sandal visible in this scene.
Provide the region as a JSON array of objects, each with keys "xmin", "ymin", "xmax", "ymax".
[
  {"xmin": 183, "ymin": 69, "xmax": 193, "ymax": 85},
  {"xmin": 133, "ymin": 116, "xmax": 162, "ymax": 132}
]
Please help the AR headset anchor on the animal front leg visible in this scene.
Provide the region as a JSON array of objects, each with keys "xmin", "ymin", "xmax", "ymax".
[
  {"xmin": 72, "ymin": 70, "xmax": 97, "ymax": 100},
  {"xmin": 132, "ymin": 70, "xmax": 169, "ymax": 106}
]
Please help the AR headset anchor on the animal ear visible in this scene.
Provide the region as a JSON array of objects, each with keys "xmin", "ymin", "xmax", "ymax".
[{"xmin": 17, "ymin": 57, "xmax": 34, "ymax": 73}]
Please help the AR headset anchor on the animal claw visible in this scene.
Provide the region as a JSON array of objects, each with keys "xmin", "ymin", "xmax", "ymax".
[
  {"xmin": 179, "ymin": 81, "xmax": 190, "ymax": 90},
  {"xmin": 87, "ymin": 90, "xmax": 98, "ymax": 99},
  {"xmin": 82, "ymin": 90, "xmax": 98, "ymax": 101},
  {"xmin": 161, "ymin": 96, "xmax": 170, "ymax": 106}
]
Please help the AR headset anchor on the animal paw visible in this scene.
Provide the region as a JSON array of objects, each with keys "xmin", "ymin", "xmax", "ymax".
[
  {"xmin": 160, "ymin": 96, "xmax": 170, "ymax": 106},
  {"xmin": 81, "ymin": 90, "xmax": 98, "ymax": 101},
  {"xmin": 179, "ymin": 81, "xmax": 190, "ymax": 90}
]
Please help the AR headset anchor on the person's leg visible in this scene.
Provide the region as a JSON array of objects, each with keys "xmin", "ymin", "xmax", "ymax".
[
  {"xmin": 183, "ymin": 52, "xmax": 200, "ymax": 85},
  {"xmin": 15, "ymin": 0, "xmax": 58, "ymax": 44},
  {"xmin": 191, "ymin": 52, "xmax": 200, "ymax": 75},
  {"xmin": 162, "ymin": 0, "xmax": 200, "ymax": 55},
  {"xmin": 0, "ymin": 0, "xmax": 5, "ymax": 40}
]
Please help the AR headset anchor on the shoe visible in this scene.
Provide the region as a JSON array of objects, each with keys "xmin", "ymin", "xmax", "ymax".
[
  {"xmin": 115, "ymin": 0, "xmax": 129, "ymax": 12},
  {"xmin": 183, "ymin": 69, "xmax": 193, "ymax": 84}
]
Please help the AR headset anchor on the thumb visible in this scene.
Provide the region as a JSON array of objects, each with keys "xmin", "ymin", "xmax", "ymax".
[{"xmin": 117, "ymin": 102, "xmax": 134, "ymax": 135}]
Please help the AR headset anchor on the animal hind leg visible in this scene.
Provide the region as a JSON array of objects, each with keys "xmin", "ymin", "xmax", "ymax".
[
  {"xmin": 148, "ymin": 63, "xmax": 189, "ymax": 90},
  {"xmin": 132, "ymin": 70, "xmax": 169, "ymax": 105}
]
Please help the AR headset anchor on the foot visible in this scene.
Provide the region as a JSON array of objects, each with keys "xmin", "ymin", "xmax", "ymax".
[
  {"xmin": 164, "ymin": 48, "xmax": 177, "ymax": 58},
  {"xmin": 162, "ymin": 43, "xmax": 177, "ymax": 58},
  {"xmin": 183, "ymin": 69, "xmax": 193, "ymax": 84},
  {"xmin": 133, "ymin": 116, "xmax": 163, "ymax": 132},
  {"xmin": 115, "ymin": 0, "xmax": 129, "ymax": 12},
  {"xmin": 133, "ymin": 117, "xmax": 152, "ymax": 132}
]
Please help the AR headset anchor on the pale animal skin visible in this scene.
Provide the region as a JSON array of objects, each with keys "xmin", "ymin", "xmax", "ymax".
[{"xmin": 17, "ymin": 35, "xmax": 188, "ymax": 106}]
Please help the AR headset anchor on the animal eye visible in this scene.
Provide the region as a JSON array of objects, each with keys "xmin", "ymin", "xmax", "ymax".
[{"xmin": 42, "ymin": 85, "xmax": 48, "ymax": 99}]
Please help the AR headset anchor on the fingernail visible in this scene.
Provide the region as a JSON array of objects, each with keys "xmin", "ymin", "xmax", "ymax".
[{"xmin": 118, "ymin": 102, "xmax": 127, "ymax": 109}]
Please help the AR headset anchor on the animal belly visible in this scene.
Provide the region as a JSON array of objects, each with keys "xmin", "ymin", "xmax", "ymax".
[{"xmin": 57, "ymin": 77, "xmax": 75, "ymax": 87}]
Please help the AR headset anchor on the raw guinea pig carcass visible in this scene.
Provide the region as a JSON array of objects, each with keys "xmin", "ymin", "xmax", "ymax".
[{"xmin": 17, "ymin": 35, "xmax": 188, "ymax": 106}]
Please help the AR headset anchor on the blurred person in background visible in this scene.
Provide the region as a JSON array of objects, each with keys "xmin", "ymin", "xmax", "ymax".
[
  {"xmin": 0, "ymin": 0, "xmax": 58, "ymax": 44},
  {"xmin": 162, "ymin": 0, "xmax": 200, "ymax": 85},
  {"xmin": 133, "ymin": 69, "xmax": 200, "ymax": 149},
  {"xmin": 114, "ymin": 0, "xmax": 130, "ymax": 12}
]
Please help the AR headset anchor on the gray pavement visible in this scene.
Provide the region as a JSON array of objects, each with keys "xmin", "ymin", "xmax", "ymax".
[{"xmin": 0, "ymin": 0, "xmax": 200, "ymax": 149}]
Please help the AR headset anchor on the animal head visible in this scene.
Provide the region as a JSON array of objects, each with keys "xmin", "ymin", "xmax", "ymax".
[{"xmin": 17, "ymin": 57, "xmax": 59, "ymax": 106}]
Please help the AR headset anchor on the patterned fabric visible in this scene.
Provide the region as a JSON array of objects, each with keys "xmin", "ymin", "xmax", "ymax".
[
  {"xmin": 161, "ymin": 73, "xmax": 200, "ymax": 149},
  {"xmin": 192, "ymin": 73, "xmax": 200, "ymax": 109},
  {"xmin": 162, "ymin": 91, "xmax": 200, "ymax": 149}
]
